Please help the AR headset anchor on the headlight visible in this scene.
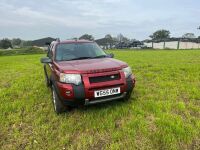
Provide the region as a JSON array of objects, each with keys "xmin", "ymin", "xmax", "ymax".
[
  {"xmin": 60, "ymin": 73, "xmax": 82, "ymax": 85},
  {"xmin": 122, "ymin": 67, "xmax": 132, "ymax": 78}
]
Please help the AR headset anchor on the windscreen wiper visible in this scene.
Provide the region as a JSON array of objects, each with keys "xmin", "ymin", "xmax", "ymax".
[
  {"xmin": 68, "ymin": 57, "xmax": 92, "ymax": 61},
  {"xmin": 92, "ymin": 55, "xmax": 107, "ymax": 59}
]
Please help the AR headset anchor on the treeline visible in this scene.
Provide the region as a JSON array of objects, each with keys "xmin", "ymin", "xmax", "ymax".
[
  {"xmin": 79, "ymin": 33, "xmax": 138, "ymax": 49},
  {"xmin": 75, "ymin": 30, "xmax": 200, "ymax": 42},
  {"xmin": 0, "ymin": 47, "xmax": 45, "ymax": 56},
  {"xmin": 78, "ymin": 33, "xmax": 134, "ymax": 43},
  {"xmin": 0, "ymin": 38, "xmax": 32, "ymax": 49},
  {"xmin": 74, "ymin": 31, "xmax": 200, "ymax": 48},
  {"xmin": 0, "ymin": 34, "xmax": 133, "ymax": 49},
  {"xmin": 0, "ymin": 38, "xmax": 46, "ymax": 56},
  {"xmin": 1, "ymin": 29, "xmax": 200, "ymax": 49},
  {"xmin": 145, "ymin": 30, "xmax": 200, "ymax": 43}
]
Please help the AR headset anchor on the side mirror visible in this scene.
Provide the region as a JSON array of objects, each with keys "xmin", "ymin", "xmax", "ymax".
[
  {"xmin": 107, "ymin": 53, "xmax": 114, "ymax": 58},
  {"xmin": 40, "ymin": 57, "xmax": 52, "ymax": 63}
]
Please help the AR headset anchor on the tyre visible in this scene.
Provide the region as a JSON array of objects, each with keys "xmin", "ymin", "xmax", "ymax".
[
  {"xmin": 44, "ymin": 66, "xmax": 50, "ymax": 87},
  {"xmin": 51, "ymin": 85, "xmax": 67, "ymax": 114},
  {"xmin": 45, "ymin": 74, "xmax": 50, "ymax": 87},
  {"xmin": 123, "ymin": 91, "xmax": 132, "ymax": 101}
]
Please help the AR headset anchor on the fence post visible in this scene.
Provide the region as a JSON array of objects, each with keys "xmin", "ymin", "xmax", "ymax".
[
  {"xmin": 177, "ymin": 40, "xmax": 180, "ymax": 50},
  {"xmin": 163, "ymin": 41, "xmax": 165, "ymax": 49}
]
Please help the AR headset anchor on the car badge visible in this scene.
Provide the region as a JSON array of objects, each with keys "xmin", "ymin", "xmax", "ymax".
[{"xmin": 110, "ymin": 75, "xmax": 115, "ymax": 79}]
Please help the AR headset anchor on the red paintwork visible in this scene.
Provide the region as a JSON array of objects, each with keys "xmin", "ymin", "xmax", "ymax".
[
  {"xmin": 48, "ymin": 40, "xmax": 135, "ymax": 102},
  {"xmin": 56, "ymin": 71, "xmax": 128, "ymax": 100},
  {"xmin": 82, "ymin": 71, "xmax": 127, "ymax": 100},
  {"xmin": 56, "ymin": 82, "xmax": 74, "ymax": 100},
  {"xmin": 54, "ymin": 59, "xmax": 130, "ymax": 100},
  {"xmin": 54, "ymin": 58, "xmax": 128, "ymax": 74}
]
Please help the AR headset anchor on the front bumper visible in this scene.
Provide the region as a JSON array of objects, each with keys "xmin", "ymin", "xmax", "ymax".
[
  {"xmin": 85, "ymin": 92, "xmax": 127, "ymax": 105},
  {"xmin": 54, "ymin": 73, "xmax": 135, "ymax": 106}
]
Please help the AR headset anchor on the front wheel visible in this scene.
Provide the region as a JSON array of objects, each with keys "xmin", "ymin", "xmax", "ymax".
[
  {"xmin": 123, "ymin": 91, "xmax": 132, "ymax": 101},
  {"xmin": 51, "ymin": 85, "xmax": 67, "ymax": 114},
  {"xmin": 44, "ymin": 66, "xmax": 50, "ymax": 87}
]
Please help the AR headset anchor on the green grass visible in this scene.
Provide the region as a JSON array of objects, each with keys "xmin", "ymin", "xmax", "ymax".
[{"xmin": 0, "ymin": 50, "xmax": 200, "ymax": 149}]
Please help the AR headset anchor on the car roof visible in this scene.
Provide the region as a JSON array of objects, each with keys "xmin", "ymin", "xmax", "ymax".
[{"xmin": 52, "ymin": 39, "xmax": 94, "ymax": 45}]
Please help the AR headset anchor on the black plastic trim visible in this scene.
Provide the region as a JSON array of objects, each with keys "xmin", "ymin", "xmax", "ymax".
[
  {"xmin": 126, "ymin": 76, "xmax": 134, "ymax": 92},
  {"xmin": 85, "ymin": 92, "xmax": 126, "ymax": 105}
]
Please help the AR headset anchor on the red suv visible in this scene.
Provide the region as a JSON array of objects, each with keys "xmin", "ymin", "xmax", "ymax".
[{"xmin": 41, "ymin": 39, "xmax": 135, "ymax": 114}]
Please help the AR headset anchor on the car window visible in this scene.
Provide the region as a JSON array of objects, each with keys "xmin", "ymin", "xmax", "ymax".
[{"xmin": 55, "ymin": 43, "xmax": 106, "ymax": 61}]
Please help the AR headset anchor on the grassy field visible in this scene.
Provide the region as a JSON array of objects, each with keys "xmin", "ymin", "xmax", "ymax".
[{"xmin": 0, "ymin": 50, "xmax": 200, "ymax": 150}]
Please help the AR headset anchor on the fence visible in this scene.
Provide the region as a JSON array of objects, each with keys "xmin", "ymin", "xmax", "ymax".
[{"xmin": 144, "ymin": 41, "xmax": 200, "ymax": 49}]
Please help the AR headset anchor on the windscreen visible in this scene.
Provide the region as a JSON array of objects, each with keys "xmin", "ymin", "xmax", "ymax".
[{"xmin": 55, "ymin": 42, "xmax": 107, "ymax": 61}]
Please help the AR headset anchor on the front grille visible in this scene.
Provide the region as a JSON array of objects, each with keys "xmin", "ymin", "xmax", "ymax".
[{"xmin": 89, "ymin": 74, "xmax": 120, "ymax": 83}]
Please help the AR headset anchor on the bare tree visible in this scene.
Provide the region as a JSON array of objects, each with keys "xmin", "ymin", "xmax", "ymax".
[
  {"xmin": 117, "ymin": 34, "xmax": 129, "ymax": 43},
  {"xmin": 12, "ymin": 38, "xmax": 22, "ymax": 47}
]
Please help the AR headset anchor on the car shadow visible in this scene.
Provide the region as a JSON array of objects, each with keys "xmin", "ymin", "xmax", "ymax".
[{"xmin": 69, "ymin": 91, "xmax": 139, "ymax": 113}]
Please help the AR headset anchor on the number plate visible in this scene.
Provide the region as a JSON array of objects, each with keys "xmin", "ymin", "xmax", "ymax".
[{"xmin": 94, "ymin": 87, "xmax": 120, "ymax": 98}]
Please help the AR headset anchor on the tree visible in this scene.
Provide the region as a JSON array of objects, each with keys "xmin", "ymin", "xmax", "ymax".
[
  {"xmin": 79, "ymin": 34, "xmax": 94, "ymax": 41},
  {"xmin": 117, "ymin": 33, "xmax": 123, "ymax": 42},
  {"xmin": 95, "ymin": 34, "xmax": 115, "ymax": 49},
  {"xmin": 182, "ymin": 33, "xmax": 196, "ymax": 39},
  {"xmin": 117, "ymin": 34, "xmax": 129, "ymax": 43},
  {"xmin": 22, "ymin": 40, "xmax": 32, "ymax": 47},
  {"xmin": 12, "ymin": 38, "xmax": 22, "ymax": 46},
  {"xmin": 150, "ymin": 29, "xmax": 170, "ymax": 40},
  {"xmin": 105, "ymin": 34, "xmax": 112, "ymax": 40},
  {"xmin": 0, "ymin": 39, "xmax": 12, "ymax": 49},
  {"xmin": 104, "ymin": 34, "xmax": 114, "ymax": 48}
]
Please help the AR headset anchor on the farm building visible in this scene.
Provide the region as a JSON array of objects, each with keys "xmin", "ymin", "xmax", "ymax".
[{"xmin": 32, "ymin": 37, "xmax": 56, "ymax": 47}]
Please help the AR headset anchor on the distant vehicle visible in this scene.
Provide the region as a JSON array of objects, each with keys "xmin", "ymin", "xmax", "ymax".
[
  {"xmin": 115, "ymin": 41, "xmax": 145, "ymax": 49},
  {"xmin": 41, "ymin": 40, "xmax": 136, "ymax": 114}
]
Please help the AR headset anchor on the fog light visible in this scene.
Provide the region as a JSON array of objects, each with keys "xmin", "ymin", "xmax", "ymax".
[{"xmin": 66, "ymin": 90, "xmax": 71, "ymax": 96}]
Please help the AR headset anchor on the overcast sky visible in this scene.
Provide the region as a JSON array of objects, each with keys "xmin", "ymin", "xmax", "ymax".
[{"xmin": 0, "ymin": 0, "xmax": 199, "ymax": 40}]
